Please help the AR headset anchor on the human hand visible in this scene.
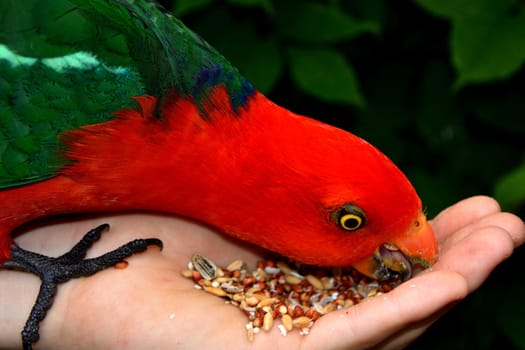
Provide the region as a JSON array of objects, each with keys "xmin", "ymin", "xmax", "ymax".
[{"xmin": 1, "ymin": 196, "xmax": 523, "ymax": 350}]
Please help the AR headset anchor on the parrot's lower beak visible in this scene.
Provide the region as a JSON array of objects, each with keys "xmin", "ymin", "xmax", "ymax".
[{"xmin": 352, "ymin": 214, "xmax": 438, "ymax": 281}]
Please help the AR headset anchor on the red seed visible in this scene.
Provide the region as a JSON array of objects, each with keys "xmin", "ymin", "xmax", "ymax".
[
  {"xmin": 192, "ymin": 270, "xmax": 202, "ymax": 282},
  {"xmin": 114, "ymin": 261, "xmax": 129, "ymax": 269},
  {"xmin": 293, "ymin": 305, "xmax": 304, "ymax": 318}
]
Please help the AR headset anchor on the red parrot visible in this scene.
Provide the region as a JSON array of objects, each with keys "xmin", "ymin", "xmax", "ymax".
[{"xmin": 0, "ymin": 0, "xmax": 438, "ymax": 349}]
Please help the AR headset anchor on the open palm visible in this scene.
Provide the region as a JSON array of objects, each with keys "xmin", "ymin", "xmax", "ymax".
[{"xmin": 1, "ymin": 196, "xmax": 523, "ymax": 350}]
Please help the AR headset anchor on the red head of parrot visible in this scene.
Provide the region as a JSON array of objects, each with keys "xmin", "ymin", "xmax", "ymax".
[{"xmin": 27, "ymin": 86, "xmax": 438, "ymax": 279}]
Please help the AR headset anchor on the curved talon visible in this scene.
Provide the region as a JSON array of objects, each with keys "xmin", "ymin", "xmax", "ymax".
[{"xmin": 145, "ymin": 238, "xmax": 164, "ymax": 251}]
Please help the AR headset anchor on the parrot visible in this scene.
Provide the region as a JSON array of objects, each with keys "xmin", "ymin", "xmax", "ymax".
[{"xmin": 0, "ymin": 0, "xmax": 439, "ymax": 349}]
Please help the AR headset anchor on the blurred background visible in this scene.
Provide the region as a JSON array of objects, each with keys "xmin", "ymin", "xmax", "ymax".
[
  {"xmin": 161, "ymin": 0, "xmax": 525, "ymax": 348},
  {"xmin": 1, "ymin": 0, "xmax": 523, "ymax": 347}
]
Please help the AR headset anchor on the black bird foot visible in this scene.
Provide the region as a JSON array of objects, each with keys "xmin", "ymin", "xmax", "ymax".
[{"xmin": 1, "ymin": 224, "xmax": 163, "ymax": 350}]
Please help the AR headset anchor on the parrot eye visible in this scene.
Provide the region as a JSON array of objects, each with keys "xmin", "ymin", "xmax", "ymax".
[{"xmin": 333, "ymin": 204, "xmax": 366, "ymax": 231}]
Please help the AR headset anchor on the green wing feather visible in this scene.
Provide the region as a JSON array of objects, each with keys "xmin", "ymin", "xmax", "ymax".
[{"xmin": 0, "ymin": 0, "xmax": 253, "ymax": 189}]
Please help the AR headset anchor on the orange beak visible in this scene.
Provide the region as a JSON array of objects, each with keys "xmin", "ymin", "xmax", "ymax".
[{"xmin": 352, "ymin": 213, "xmax": 439, "ymax": 281}]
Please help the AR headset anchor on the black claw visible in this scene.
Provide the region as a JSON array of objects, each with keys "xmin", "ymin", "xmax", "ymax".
[
  {"xmin": 58, "ymin": 224, "xmax": 109, "ymax": 262},
  {"xmin": 145, "ymin": 238, "xmax": 163, "ymax": 250},
  {"xmin": 1, "ymin": 224, "xmax": 163, "ymax": 350}
]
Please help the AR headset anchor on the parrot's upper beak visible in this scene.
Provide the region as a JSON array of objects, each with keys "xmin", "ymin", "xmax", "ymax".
[{"xmin": 352, "ymin": 213, "xmax": 438, "ymax": 281}]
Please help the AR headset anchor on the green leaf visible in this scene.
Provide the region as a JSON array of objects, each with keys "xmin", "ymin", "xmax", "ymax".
[
  {"xmin": 413, "ymin": 0, "xmax": 473, "ymax": 20},
  {"xmin": 494, "ymin": 163, "xmax": 525, "ymax": 211},
  {"xmin": 287, "ymin": 47, "xmax": 364, "ymax": 106},
  {"xmin": 276, "ymin": 2, "xmax": 379, "ymax": 43},
  {"xmin": 415, "ymin": 0, "xmax": 525, "ymax": 87},
  {"xmin": 452, "ymin": 9, "xmax": 525, "ymax": 87}
]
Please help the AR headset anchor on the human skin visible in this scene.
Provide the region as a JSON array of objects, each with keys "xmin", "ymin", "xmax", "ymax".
[{"xmin": 0, "ymin": 195, "xmax": 523, "ymax": 350}]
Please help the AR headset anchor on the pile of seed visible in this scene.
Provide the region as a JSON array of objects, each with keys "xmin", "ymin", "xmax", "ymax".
[{"xmin": 182, "ymin": 253, "xmax": 400, "ymax": 341}]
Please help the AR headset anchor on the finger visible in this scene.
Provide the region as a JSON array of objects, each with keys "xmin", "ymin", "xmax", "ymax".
[
  {"xmin": 376, "ymin": 211, "xmax": 525, "ymax": 349},
  {"xmin": 440, "ymin": 212, "xmax": 525, "ymax": 253},
  {"xmin": 433, "ymin": 225, "xmax": 515, "ymax": 291},
  {"xmin": 303, "ymin": 271, "xmax": 468, "ymax": 350},
  {"xmin": 430, "ymin": 196, "xmax": 501, "ymax": 242}
]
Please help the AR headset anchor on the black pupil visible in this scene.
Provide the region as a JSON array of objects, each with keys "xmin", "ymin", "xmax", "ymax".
[{"xmin": 344, "ymin": 216, "xmax": 359, "ymax": 229}]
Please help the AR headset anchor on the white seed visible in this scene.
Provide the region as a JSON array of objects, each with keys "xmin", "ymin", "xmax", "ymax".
[
  {"xmin": 261, "ymin": 305, "xmax": 272, "ymax": 313},
  {"xmin": 284, "ymin": 274, "xmax": 302, "ymax": 285},
  {"xmin": 214, "ymin": 277, "xmax": 233, "ymax": 283},
  {"xmin": 344, "ymin": 299, "xmax": 354, "ymax": 308},
  {"xmin": 247, "ymin": 327, "xmax": 254, "ymax": 342},
  {"xmin": 321, "ymin": 276, "xmax": 334, "ymax": 289},
  {"xmin": 181, "ymin": 269, "xmax": 193, "ymax": 278},
  {"xmin": 305, "ymin": 275, "xmax": 324, "ymax": 289},
  {"xmin": 278, "ymin": 304, "xmax": 288, "ymax": 315},
  {"xmin": 245, "ymin": 296, "xmax": 259, "ymax": 306},
  {"xmin": 287, "ymin": 270, "xmax": 304, "ymax": 280},
  {"xmin": 232, "ymin": 293, "xmax": 244, "ymax": 302},
  {"xmin": 281, "ymin": 314, "xmax": 293, "ymax": 331},
  {"xmin": 299, "ymin": 327, "xmax": 310, "ymax": 335},
  {"xmin": 278, "ymin": 324, "xmax": 287, "ymax": 336},
  {"xmin": 263, "ymin": 312, "xmax": 274, "ymax": 331},
  {"xmin": 253, "ymin": 268, "xmax": 267, "ymax": 280},
  {"xmin": 245, "ymin": 286, "xmax": 262, "ymax": 295},
  {"xmin": 264, "ymin": 266, "xmax": 281, "ymax": 275},
  {"xmin": 203, "ymin": 286, "xmax": 227, "ymax": 297},
  {"xmin": 367, "ymin": 288, "xmax": 378, "ymax": 297},
  {"xmin": 257, "ymin": 297, "xmax": 277, "ymax": 308},
  {"xmin": 276, "ymin": 262, "xmax": 294, "ymax": 274},
  {"xmin": 292, "ymin": 316, "xmax": 312, "ymax": 329},
  {"xmin": 318, "ymin": 303, "xmax": 336, "ymax": 315},
  {"xmin": 224, "ymin": 285, "xmax": 243, "ymax": 294},
  {"xmin": 226, "ymin": 259, "xmax": 245, "ymax": 272}
]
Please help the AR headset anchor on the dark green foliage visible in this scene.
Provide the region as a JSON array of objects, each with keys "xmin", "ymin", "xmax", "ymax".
[{"xmin": 168, "ymin": 0, "xmax": 524, "ymax": 348}]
